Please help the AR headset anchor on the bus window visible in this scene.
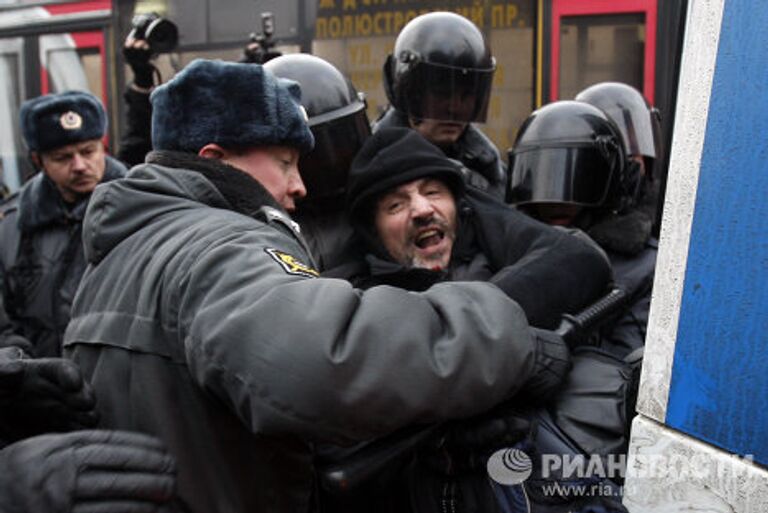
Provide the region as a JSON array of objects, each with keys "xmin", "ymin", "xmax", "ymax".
[
  {"xmin": 559, "ymin": 13, "xmax": 645, "ymax": 100},
  {"xmin": 0, "ymin": 43, "xmax": 28, "ymax": 192},
  {"xmin": 40, "ymin": 31, "xmax": 101, "ymax": 97},
  {"xmin": 44, "ymin": 44, "xmax": 101, "ymax": 95},
  {"xmin": 550, "ymin": 0, "xmax": 657, "ymax": 103}
]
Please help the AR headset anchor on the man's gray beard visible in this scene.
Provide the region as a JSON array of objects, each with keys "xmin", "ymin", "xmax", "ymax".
[{"xmin": 409, "ymin": 249, "xmax": 450, "ymax": 270}]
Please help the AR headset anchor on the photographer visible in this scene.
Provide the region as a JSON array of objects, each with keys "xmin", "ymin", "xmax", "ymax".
[
  {"xmin": 118, "ymin": 13, "xmax": 177, "ymax": 167},
  {"xmin": 118, "ymin": 36, "xmax": 154, "ymax": 167}
]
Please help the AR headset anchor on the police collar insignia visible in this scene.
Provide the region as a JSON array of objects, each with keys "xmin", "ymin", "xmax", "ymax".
[
  {"xmin": 265, "ymin": 248, "xmax": 319, "ymax": 278},
  {"xmin": 60, "ymin": 111, "xmax": 83, "ymax": 130}
]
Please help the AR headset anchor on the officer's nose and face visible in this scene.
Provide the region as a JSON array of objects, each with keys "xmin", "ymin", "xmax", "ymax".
[
  {"xmin": 37, "ymin": 139, "xmax": 107, "ymax": 203},
  {"xmin": 411, "ymin": 91, "xmax": 473, "ymax": 148},
  {"xmin": 257, "ymin": 146, "xmax": 307, "ymax": 213},
  {"xmin": 374, "ymin": 177, "xmax": 457, "ymax": 271},
  {"xmin": 206, "ymin": 144, "xmax": 307, "ymax": 213}
]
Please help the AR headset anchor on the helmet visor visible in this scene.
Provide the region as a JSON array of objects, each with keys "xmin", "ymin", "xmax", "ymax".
[
  {"xmin": 611, "ymin": 105, "xmax": 658, "ymax": 159},
  {"xmin": 398, "ymin": 61, "xmax": 494, "ymax": 123},
  {"xmin": 299, "ymin": 107, "xmax": 371, "ymax": 202},
  {"xmin": 508, "ymin": 146, "xmax": 613, "ymax": 207}
]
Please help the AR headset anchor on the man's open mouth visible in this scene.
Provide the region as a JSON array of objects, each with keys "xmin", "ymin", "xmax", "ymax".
[{"xmin": 414, "ymin": 228, "xmax": 445, "ymax": 249}]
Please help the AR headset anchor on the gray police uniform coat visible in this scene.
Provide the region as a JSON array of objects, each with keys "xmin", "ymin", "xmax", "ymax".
[
  {"xmin": 0, "ymin": 157, "xmax": 126, "ymax": 357},
  {"xmin": 64, "ymin": 151, "xmax": 541, "ymax": 513}
]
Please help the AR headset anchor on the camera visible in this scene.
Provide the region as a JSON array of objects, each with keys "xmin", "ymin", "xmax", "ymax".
[
  {"xmin": 261, "ymin": 12, "xmax": 275, "ymax": 39},
  {"xmin": 245, "ymin": 12, "xmax": 281, "ymax": 64},
  {"xmin": 128, "ymin": 13, "xmax": 178, "ymax": 54},
  {"xmin": 251, "ymin": 12, "xmax": 277, "ymax": 52}
]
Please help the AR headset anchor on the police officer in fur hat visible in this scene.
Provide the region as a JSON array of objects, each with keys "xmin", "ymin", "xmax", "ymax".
[
  {"xmin": 63, "ymin": 59, "xmax": 576, "ymax": 513},
  {"xmin": 0, "ymin": 91, "xmax": 126, "ymax": 358},
  {"xmin": 509, "ymin": 99, "xmax": 658, "ymax": 357}
]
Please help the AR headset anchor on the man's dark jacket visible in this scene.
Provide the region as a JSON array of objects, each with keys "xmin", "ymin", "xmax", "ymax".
[{"xmin": 0, "ymin": 157, "xmax": 126, "ymax": 356}]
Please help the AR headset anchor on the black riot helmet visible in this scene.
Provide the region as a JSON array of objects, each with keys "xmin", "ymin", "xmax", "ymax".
[
  {"xmin": 575, "ymin": 82, "xmax": 662, "ymax": 179},
  {"xmin": 383, "ymin": 11, "xmax": 496, "ymax": 123},
  {"xmin": 508, "ymin": 101, "xmax": 638, "ymax": 213},
  {"xmin": 264, "ymin": 54, "xmax": 371, "ymax": 205}
]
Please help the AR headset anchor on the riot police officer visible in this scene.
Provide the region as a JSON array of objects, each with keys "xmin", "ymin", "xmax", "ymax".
[
  {"xmin": 508, "ymin": 99, "xmax": 658, "ymax": 357},
  {"xmin": 375, "ymin": 11, "xmax": 507, "ymax": 199},
  {"xmin": 507, "ymin": 101, "xmax": 654, "ymax": 504},
  {"xmin": 575, "ymin": 81, "xmax": 663, "ymax": 182},
  {"xmin": 264, "ymin": 53, "xmax": 371, "ymax": 271}
]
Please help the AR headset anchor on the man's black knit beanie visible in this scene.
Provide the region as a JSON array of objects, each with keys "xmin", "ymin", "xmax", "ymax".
[{"xmin": 346, "ymin": 127, "xmax": 465, "ymax": 223}]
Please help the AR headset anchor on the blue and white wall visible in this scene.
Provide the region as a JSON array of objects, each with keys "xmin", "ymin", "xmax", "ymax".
[{"xmin": 624, "ymin": 0, "xmax": 768, "ymax": 510}]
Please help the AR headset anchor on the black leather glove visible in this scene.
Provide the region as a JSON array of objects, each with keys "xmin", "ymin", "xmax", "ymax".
[
  {"xmin": 418, "ymin": 407, "xmax": 531, "ymax": 475},
  {"xmin": 241, "ymin": 40, "xmax": 263, "ymax": 63},
  {"xmin": 0, "ymin": 430, "xmax": 180, "ymax": 513},
  {"xmin": 0, "ymin": 331, "xmax": 34, "ymax": 356},
  {"xmin": 518, "ymin": 328, "xmax": 572, "ymax": 401},
  {"xmin": 0, "ymin": 347, "xmax": 98, "ymax": 441},
  {"xmin": 239, "ymin": 40, "xmax": 281, "ymax": 64},
  {"xmin": 123, "ymin": 40, "xmax": 155, "ymax": 89},
  {"xmin": 446, "ymin": 406, "xmax": 531, "ymax": 453}
]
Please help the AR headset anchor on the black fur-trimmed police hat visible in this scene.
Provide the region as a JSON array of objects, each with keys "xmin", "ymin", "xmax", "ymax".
[
  {"xmin": 20, "ymin": 91, "xmax": 107, "ymax": 153},
  {"xmin": 150, "ymin": 59, "xmax": 314, "ymax": 154}
]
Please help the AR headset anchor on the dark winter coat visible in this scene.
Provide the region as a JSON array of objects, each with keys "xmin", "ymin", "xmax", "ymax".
[
  {"xmin": 63, "ymin": 151, "xmax": 549, "ymax": 513},
  {"xmin": 373, "ymin": 108, "xmax": 508, "ymax": 200},
  {"xmin": 0, "ymin": 157, "xmax": 126, "ymax": 357}
]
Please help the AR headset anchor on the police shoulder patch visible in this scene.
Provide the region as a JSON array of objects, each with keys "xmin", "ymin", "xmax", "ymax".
[
  {"xmin": 265, "ymin": 248, "xmax": 319, "ymax": 278},
  {"xmin": 0, "ymin": 195, "xmax": 19, "ymax": 221}
]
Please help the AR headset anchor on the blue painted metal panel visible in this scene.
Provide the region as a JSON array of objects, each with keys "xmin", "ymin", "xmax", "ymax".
[{"xmin": 666, "ymin": 0, "xmax": 768, "ymax": 466}]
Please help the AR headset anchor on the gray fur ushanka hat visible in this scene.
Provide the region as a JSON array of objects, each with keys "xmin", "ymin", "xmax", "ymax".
[
  {"xmin": 150, "ymin": 59, "xmax": 314, "ymax": 154},
  {"xmin": 20, "ymin": 91, "xmax": 107, "ymax": 152}
]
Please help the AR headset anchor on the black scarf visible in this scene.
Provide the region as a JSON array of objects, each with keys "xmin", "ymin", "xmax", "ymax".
[{"xmin": 145, "ymin": 150, "xmax": 285, "ymax": 219}]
